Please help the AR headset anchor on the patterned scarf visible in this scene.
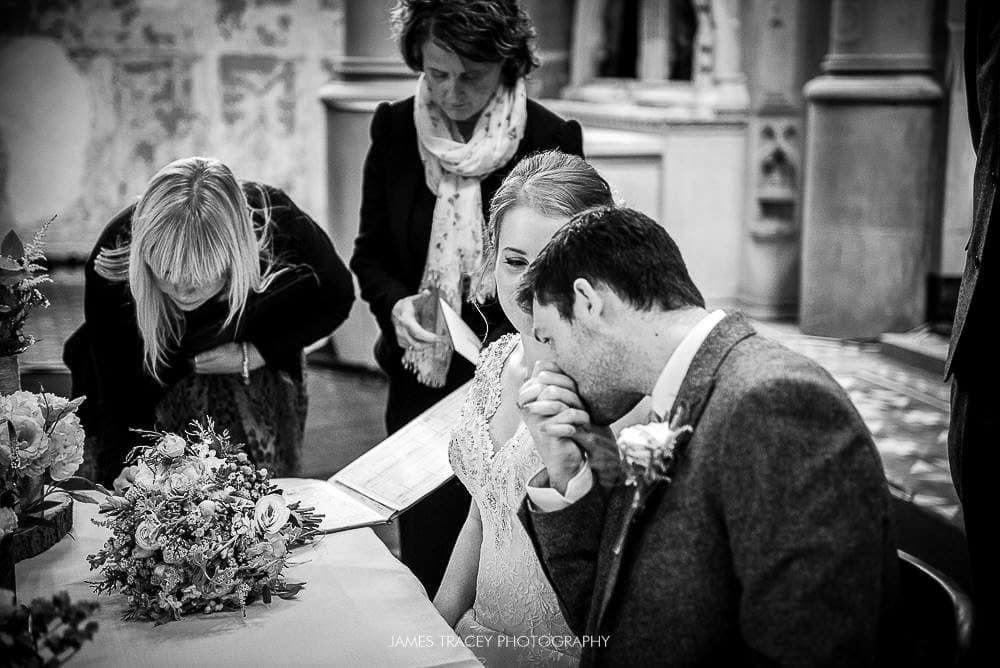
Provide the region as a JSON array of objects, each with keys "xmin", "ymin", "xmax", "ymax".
[{"xmin": 408, "ymin": 74, "xmax": 527, "ymax": 387}]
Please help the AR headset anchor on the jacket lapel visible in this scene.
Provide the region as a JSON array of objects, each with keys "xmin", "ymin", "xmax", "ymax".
[
  {"xmin": 590, "ymin": 312, "xmax": 757, "ymax": 636},
  {"xmin": 669, "ymin": 312, "xmax": 756, "ymax": 432}
]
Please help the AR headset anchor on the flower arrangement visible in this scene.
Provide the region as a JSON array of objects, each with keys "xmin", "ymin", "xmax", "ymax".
[
  {"xmin": 1, "ymin": 588, "xmax": 99, "ymax": 667},
  {"xmin": 611, "ymin": 411, "xmax": 693, "ymax": 557},
  {"xmin": 87, "ymin": 419, "xmax": 323, "ymax": 624},
  {"xmin": 616, "ymin": 417, "xmax": 693, "ymax": 489},
  {"xmin": 0, "ymin": 220, "xmax": 53, "ymax": 357},
  {"xmin": 1, "ymin": 391, "xmax": 92, "ymax": 542}
]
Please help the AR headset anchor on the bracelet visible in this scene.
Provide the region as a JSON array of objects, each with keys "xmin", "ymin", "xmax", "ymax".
[{"xmin": 241, "ymin": 342, "xmax": 250, "ymax": 386}]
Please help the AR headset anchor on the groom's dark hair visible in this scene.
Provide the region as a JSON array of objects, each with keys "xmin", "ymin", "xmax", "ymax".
[{"xmin": 515, "ymin": 206, "xmax": 705, "ymax": 321}]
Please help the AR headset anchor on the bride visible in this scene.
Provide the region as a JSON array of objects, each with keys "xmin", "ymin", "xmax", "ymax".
[{"xmin": 434, "ymin": 150, "xmax": 615, "ymax": 666}]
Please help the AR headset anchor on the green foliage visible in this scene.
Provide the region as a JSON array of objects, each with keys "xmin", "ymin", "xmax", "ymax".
[
  {"xmin": 0, "ymin": 589, "xmax": 99, "ymax": 667},
  {"xmin": 0, "ymin": 218, "xmax": 54, "ymax": 356}
]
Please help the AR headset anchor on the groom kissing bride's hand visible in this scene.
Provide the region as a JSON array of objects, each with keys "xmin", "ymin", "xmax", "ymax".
[
  {"xmin": 510, "ymin": 206, "xmax": 898, "ymax": 667},
  {"xmin": 518, "ymin": 360, "xmax": 621, "ymax": 495}
]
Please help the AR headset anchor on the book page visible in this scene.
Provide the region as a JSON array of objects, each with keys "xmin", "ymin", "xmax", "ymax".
[
  {"xmin": 439, "ymin": 298, "xmax": 481, "ymax": 365},
  {"xmin": 332, "ymin": 382, "xmax": 470, "ymax": 512},
  {"xmin": 276, "ymin": 477, "xmax": 391, "ymax": 533}
]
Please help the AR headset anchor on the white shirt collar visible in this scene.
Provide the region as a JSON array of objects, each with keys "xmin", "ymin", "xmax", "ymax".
[{"xmin": 649, "ymin": 310, "xmax": 727, "ymax": 420}]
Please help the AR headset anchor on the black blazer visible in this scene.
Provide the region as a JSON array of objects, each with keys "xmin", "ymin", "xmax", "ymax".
[
  {"xmin": 350, "ymin": 96, "xmax": 583, "ymax": 376},
  {"xmin": 947, "ymin": 0, "xmax": 1000, "ymax": 377},
  {"xmin": 64, "ymin": 183, "xmax": 354, "ymax": 475}
]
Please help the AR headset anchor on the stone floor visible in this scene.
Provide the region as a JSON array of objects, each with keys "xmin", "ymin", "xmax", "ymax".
[
  {"xmin": 755, "ymin": 322, "xmax": 959, "ymax": 527},
  {"xmin": 22, "ymin": 269, "xmax": 962, "ymax": 566}
]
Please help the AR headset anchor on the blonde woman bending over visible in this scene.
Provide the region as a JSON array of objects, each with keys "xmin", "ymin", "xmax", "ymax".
[{"xmin": 64, "ymin": 157, "xmax": 354, "ymax": 486}]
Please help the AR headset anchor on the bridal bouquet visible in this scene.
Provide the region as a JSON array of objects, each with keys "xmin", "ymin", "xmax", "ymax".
[{"xmin": 87, "ymin": 420, "xmax": 323, "ymax": 624}]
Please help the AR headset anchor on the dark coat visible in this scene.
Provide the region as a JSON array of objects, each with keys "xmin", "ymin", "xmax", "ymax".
[
  {"xmin": 63, "ymin": 183, "xmax": 354, "ymax": 479},
  {"xmin": 350, "ymin": 96, "xmax": 583, "ymax": 377},
  {"xmin": 947, "ymin": 0, "xmax": 1000, "ymax": 379},
  {"xmin": 520, "ymin": 314, "xmax": 899, "ymax": 666}
]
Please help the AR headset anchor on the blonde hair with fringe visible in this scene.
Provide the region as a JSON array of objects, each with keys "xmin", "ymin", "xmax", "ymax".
[{"xmin": 97, "ymin": 157, "xmax": 283, "ymax": 382}]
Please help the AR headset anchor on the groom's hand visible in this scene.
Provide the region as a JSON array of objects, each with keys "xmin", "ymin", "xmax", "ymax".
[{"xmin": 519, "ymin": 361, "xmax": 589, "ymax": 495}]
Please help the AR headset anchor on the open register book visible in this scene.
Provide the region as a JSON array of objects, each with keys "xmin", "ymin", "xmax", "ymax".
[
  {"xmin": 281, "ymin": 296, "xmax": 481, "ymax": 532},
  {"xmin": 281, "ymin": 379, "xmax": 472, "ymax": 533}
]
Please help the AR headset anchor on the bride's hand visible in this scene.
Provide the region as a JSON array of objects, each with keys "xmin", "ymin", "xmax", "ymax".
[{"xmin": 518, "ymin": 362, "xmax": 588, "ymax": 494}]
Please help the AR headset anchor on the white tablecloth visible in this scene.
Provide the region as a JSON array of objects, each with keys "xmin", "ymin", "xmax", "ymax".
[{"xmin": 15, "ymin": 478, "xmax": 479, "ymax": 668}]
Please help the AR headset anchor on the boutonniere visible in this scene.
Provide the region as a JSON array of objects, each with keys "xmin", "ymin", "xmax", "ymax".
[
  {"xmin": 593, "ymin": 408, "xmax": 695, "ymax": 632},
  {"xmin": 611, "ymin": 411, "xmax": 692, "ymax": 556}
]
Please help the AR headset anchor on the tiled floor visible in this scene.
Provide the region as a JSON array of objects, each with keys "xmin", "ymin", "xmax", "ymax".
[{"xmin": 22, "ymin": 270, "xmax": 962, "ymax": 562}]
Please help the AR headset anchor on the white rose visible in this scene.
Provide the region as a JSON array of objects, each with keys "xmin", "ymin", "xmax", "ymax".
[
  {"xmin": 253, "ymin": 494, "xmax": 290, "ymax": 535},
  {"xmin": 1, "ymin": 391, "xmax": 44, "ymax": 428},
  {"xmin": 617, "ymin": 422, "xmax": 685, "ymax": 469},
  {"xmin": 164, "ymin": 458, "xmax": 206, "ymax": 495},
  {"xmin": 134, "ymin": 519, "xmax": 163, "ymax": 551},
  {"xmin": 47, "ymin": 413, "xmax": 85, "ymax": 481},
  {"xmin": 155, "ymin": 433, "xmax": 187, "ymax": 459}
]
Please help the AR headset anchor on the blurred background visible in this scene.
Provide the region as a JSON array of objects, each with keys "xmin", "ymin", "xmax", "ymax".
[{"xmin": 0, "ymin": 0, "xmax": 971, "ymax": 583}]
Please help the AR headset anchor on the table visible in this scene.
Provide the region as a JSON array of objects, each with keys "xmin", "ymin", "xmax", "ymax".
[{"xmin": 16, "ymin": 479, "xmax": 479, "ymax": 668}]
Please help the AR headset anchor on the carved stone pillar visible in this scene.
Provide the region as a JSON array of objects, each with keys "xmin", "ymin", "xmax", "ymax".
[
  {"xmin": 322, "ymin": 0, "xmax": 414, "ymax": 367},
  {"xmin": 739, "ymin": 0, "xmax": 830, "ymax": 319},
  {"xmin": 800, "ymin": 0, "xmax": 943, "ymax": 337}
]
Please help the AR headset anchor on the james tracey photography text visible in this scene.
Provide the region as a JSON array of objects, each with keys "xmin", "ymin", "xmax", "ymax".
[{"xmin": 389, "ymin": 635, "xmax": 612, "ymax": 650}]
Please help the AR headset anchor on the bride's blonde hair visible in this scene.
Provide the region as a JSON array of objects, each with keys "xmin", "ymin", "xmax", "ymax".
[
  {"xmin": 475, "ymin": 150, "xmax": 614, "ymax": 299},
  {"xmin": 96, "ymin": 157, "xmax": 282, "ymax": 382}
]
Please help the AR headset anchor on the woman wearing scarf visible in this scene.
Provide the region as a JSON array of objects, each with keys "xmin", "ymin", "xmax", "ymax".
[{"xmin": 351, "ymin": 0, "xmax": 583, "ymax": 597}]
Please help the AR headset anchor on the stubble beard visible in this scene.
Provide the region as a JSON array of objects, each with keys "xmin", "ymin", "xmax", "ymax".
[{"xmin": 572, "ymin": 333, "xmax": 642, "ymax": 426}]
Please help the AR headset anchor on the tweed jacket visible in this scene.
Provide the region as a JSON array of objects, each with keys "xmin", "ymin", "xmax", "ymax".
[
  {"xmin": 519, "ymin": 313, "xmax": 899, "ymax": 666},
  {"xmin": 349, "ymin": 96, "xmax": 583, "ymax": 377}
]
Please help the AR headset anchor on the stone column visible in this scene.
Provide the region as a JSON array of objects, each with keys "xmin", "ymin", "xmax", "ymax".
[
  {"xmin": 739, "ymin": 0, "xmax": 830, "ymax": 319},
  {"xmin": 321, "ymin": 0, "xmax": 414, "ymax": 368},
  {"xmin": 800, "ymin": 0, "xmax": 943, "ymax": 337},
  {"xmin": 523, "ymin": 0, "xmax": 575, "ymax": 98}
]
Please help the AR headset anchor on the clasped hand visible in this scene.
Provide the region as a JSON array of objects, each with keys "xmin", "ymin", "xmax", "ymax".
[
  {"xmin": 518, "ymin": 361, "xmax": 618, "ymax": 494},
  {"xmin": 194, "ymin": 342, "xmax": 265, "ymax": 375}
]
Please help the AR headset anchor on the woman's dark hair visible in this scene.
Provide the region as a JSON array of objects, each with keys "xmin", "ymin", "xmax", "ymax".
[
  {"xmin": 391, "ymin": 0, "xmax": 539, "ymax": 86},
  {"xmin": 516, "ymin": 206, "xmax": 706, "ymax": 320}
]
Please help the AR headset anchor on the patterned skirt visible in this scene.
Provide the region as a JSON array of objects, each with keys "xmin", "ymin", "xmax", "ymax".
[{"xmin": 154, "ymin": 366, "xmax": 306, "ymax": 476}]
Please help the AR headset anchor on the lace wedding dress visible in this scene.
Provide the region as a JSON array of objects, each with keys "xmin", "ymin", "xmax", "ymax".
[{"xmin": 449, "ymin": 335, "xmax": 580, "ymax": 667}]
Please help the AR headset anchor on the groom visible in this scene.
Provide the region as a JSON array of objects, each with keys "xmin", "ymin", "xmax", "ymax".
[{"xmin": 515, "ymin": 207, "xmax": 898, "ymax": 665}]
